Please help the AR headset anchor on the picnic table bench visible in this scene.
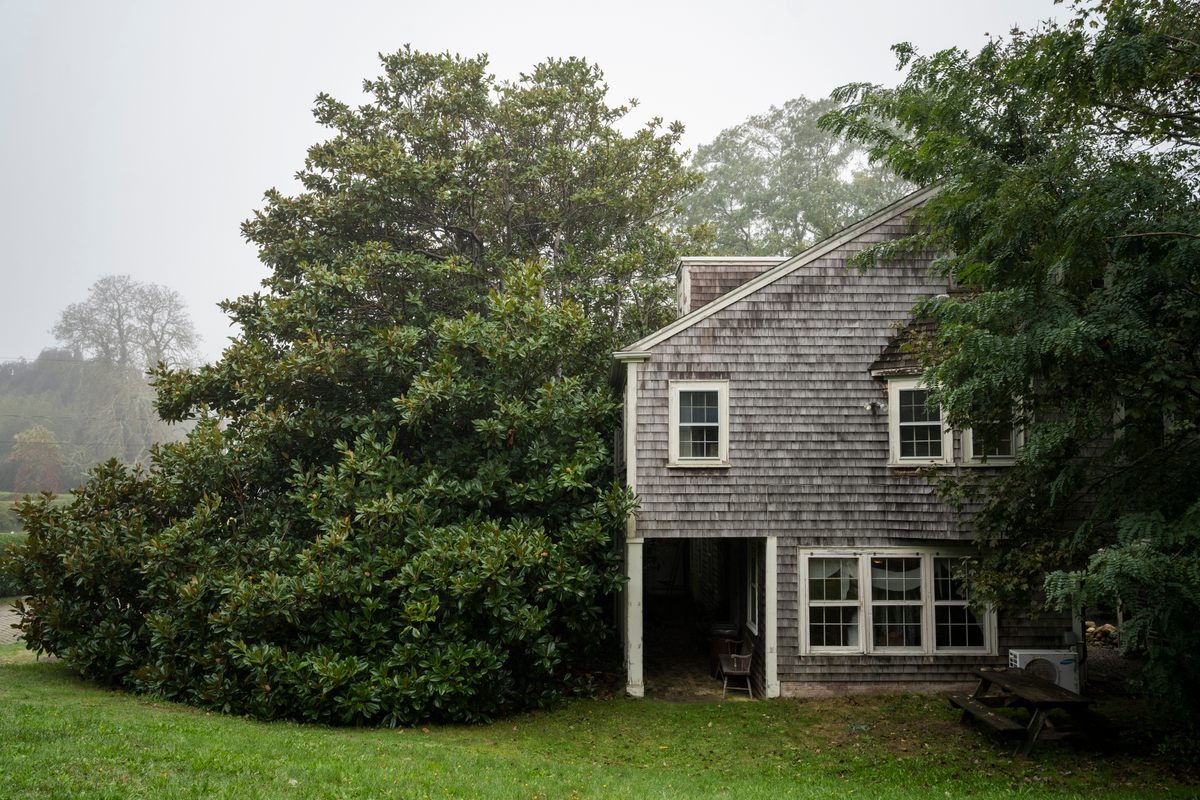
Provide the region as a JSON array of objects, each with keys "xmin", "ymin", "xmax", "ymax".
[{"xmin": 949, "ymin": 669, "xmax": 1094, "ymax": 755}]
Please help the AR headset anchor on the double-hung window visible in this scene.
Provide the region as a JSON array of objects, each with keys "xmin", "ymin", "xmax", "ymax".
[
  {"xmin": 886, "ymin": 378, "xmax": 951, "ymax": 465},
  {"xmin": 933, "ymin": 557, "xmax": 988, "ymax": 649},
  {"xmin": 807, "ymin": 557, "xmax": 860, "ymax": 649},
  {"xmin": 802, "ymin": 550, "xmax": 993, "ymax": 655},
  {"xmin": 668, "ymin": 380, "xmax": 729, "ymax": 466},
  {"xmin": 962, "ymin": 424, "xmax": 1021, "ymax": 465},
  {"xmin": 869, "ymin": 557, "xmax": 923, "ymax": 650}
]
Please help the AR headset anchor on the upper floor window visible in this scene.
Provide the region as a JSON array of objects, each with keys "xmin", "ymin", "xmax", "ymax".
[
  {"xmin": 962, "ymin": 425, "xmax": 1021, "ymax": 465},
  {"xmin": 668, "ymin": 380, "xmax": 729, "ymax": 467},
  {"xmin": 887, "ymin": 378, "xmax": 952, "ymax": 465}
]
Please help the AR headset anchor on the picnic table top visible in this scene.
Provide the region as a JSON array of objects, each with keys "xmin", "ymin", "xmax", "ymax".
[{"xmin": 974, "ymin": 669, "xmax": 1091, "ymax": 707}]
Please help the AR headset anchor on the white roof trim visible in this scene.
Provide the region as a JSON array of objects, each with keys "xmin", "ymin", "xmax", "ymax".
[{"xmin": 614, "ymin": 186, "xmax": 939, "ymax": 358}]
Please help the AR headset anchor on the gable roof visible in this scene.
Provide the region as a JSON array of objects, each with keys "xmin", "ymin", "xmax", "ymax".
[{"xmin": 613, "ymin": 185, "xmax": 939, "ymax": 361}]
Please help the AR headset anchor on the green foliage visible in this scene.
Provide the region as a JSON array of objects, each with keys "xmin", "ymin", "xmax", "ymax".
[
  {"xmin": 4, "ymin": 49, "xmax": 697, "ymax": 724},
  {"xmin": 242, "ymin": 48, "xmax": 701, "ymax": 367},
  {"xmin": 823, "ymin": 0, "xmax": 1200, "ymax": 717},
  {"xmin": 0, "ymin": 531, "xmax": 25, "ymax": 596},
  {"xmin": 8, "ymin": 265, "xmax": 633, "ymax": 725},
  {"xmin": 676, "ymin": 95, "xmax": 911, "ymax": 256}
]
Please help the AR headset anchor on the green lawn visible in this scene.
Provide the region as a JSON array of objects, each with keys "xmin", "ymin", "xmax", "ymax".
[
  {"xmin": 0, "ymin": 644, "xmax": 1191, "ymax": 799},
  {"xmin": 0, "ymin": 492, "xmax": 72, "ymax": 533}
]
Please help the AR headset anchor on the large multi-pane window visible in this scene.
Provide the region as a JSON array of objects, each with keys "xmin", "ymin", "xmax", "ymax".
[
  {"xmin": 668, "ymin": 381, "xmax": 729, "ymax": 466},
  {"xmin": 933, "ymin": 557, "xmax": 987, "ymax": 649},
  {"xmin": 803, "ymin": 551, "xmax": 992, "ymax": 654}
]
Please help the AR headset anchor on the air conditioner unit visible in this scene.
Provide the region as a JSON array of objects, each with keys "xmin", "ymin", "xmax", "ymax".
[{"xmin": 1008, "ymin": 649, "xmax": 1080, "ymax": 694}]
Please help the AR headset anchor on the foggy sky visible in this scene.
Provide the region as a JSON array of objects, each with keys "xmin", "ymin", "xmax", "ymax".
[{"xmin": 0, "ymin": 0, "xmax": 1061, "ymax": 364}]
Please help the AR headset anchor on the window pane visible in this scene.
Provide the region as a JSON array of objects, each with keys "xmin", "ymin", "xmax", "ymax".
[
  {"xmin": 872, "ymin": 605, "xmax": 923, "ymax": 648},
  {"xmin": 679, "ymin": 391, "xmax": 718, "ymax": 424},
  {"xmin": 809, "ymin": 558, "xmax": 859, "ymax": 601},
  {"xmin": 936, "ymin": 605, "xmax": 985, "ymax": 648},
  {"xmin": 870, "ymin": 557, "xmax": 922, "ymax": 601},
  {"xmin": 810, "ymin": 606, "xmax": 859, "ymax": 647},
  {"xmin": 934, "ymin": 558, "xmax": 967, "ymax": 602},
  {"xmin": 899, "ymin": 389, "xmax": 939, "ymax": 423}
]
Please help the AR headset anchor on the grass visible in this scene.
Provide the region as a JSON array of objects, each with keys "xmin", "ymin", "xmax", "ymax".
[
  {"xmin": 0, "ymin": 644, "xmax": 1192, "ymax": 799},
  {"xmin": 0, "ymin": 492, "xmax": 72, "ymax": 533}
]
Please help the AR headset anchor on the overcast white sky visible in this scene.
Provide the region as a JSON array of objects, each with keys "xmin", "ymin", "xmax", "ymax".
[{"xmin": 0, "ymin": 0, "xmax": 1062, "ymax": 363}]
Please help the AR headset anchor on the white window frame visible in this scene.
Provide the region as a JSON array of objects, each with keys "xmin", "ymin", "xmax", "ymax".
[
  {"xmin": 667, "ymin": 380, "xmax": 729, "ymax": 467},
  {"xmin": 887, "ymin": 377, "xmax": 952, "ymax": 466},
  {"xmin": 961, "ymin": 425, "xmax": 1023, "ymax": 466},
  {"xmin": 746, "ymin": 544, "xmax": 760, "ymax": 635},
  {"xmin": 931, "ymin": 556, "xmax": 993, "ymax": 652},
  {"xmin": 799, "ymin": 548, "xmax": 997, "ymax": 656}
]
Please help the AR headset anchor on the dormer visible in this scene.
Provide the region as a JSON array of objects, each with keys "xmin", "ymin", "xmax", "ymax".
[{"xmin": 675, "ymin": 257, "xmax": 786, "ymax": 316}]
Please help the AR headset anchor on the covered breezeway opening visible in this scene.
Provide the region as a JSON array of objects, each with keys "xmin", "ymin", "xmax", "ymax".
[{"xmin": 623, "ymin": 536, "xmax": 778, "ymax": 700}]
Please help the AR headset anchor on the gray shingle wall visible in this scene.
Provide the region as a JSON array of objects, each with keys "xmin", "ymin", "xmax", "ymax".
[
  {"xmin": 632, "ymin": 208, "xmax": 1068, "ymax": 685},
  {"xmin": 636, "ymin": 215, "xmax": 952, "ymax": 544},
  {"xmin": 688, "ymin": 264, "xmax": 781, "ymax": 313}
]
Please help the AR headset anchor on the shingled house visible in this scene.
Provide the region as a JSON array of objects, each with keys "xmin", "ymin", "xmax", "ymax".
[{"xmin": 612, "ymin": 187, "xmax": 1067, "ymax": 698}]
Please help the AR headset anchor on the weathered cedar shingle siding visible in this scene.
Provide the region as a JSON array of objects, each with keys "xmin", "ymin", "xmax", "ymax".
[
  {"xmin": 635, "ymin": 216, "xmax": 952, "ymax": 545},
  {"xmin": 681, "ymin": 259, "xmax": 785, "ymax": 314}
]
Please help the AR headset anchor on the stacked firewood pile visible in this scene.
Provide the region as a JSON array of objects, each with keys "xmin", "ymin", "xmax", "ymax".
[{"xmin": 1085, "ymin": 620, "xmax": 1120, "ymax": 648}]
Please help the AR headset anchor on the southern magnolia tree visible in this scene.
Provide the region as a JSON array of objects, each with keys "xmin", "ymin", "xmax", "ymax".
[
  {"xmin": 677, "ymin": 95, "xmax": 910, "ymax": 256},
  {"xmin": 823, "ymin": 0, "xmax": 1200, "ymax": 721},
  {"xmin": 8, "ymin": 50, "xmax": 696, "ymax": 724}
]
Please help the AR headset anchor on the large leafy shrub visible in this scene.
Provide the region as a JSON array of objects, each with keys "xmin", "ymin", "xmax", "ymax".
[{"xmin": 7, "ymin": 268, "xmax": 631, "ymax": 723}]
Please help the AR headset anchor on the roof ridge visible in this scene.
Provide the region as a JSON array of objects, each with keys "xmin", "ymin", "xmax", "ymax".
[{"xmin": 614, "ymin": 185, "xmax": 938, "ymax": 360}]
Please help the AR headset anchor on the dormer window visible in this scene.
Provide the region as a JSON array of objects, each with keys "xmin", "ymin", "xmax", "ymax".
[
  {"xmin": 668, "ymin": 380, "xmax": 729, "ymax": 467},
  {"xmin": 887, "ymin": 377, "xmax": 952, "ymax": 465}
]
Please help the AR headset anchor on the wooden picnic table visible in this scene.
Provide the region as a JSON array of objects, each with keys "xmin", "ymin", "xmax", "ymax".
[{"xmin": 949, "ymin": 669, "xmax": 1094, "ymax": 755}]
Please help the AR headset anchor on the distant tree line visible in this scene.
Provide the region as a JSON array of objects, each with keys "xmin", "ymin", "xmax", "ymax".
[
  {"xmin": 676, "ymin": 95, "xmax": 912, "ymax": 256},
  {"xmin": 0, "ymin": 275, "xmax": 198, "ymax": 495},
  {"xmin": 0, "ymin": 350, "xmax": 188, "ymax": 493}
]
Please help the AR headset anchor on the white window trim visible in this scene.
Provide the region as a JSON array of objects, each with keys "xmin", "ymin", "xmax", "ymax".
[
  {"xmin": 667, "ymin": 380, "xmax": 730, "ymax": 467},
  {"xmin": 961, "ymin": 426, "xmax": 1024, "ymax": 467},
  {"xmin": 798, "ymin": 547, "xmax": 997, "ymax": 656},
  {"xmin": 887, "ymin": 377, "xmax": 953, "ymax": 466}
]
